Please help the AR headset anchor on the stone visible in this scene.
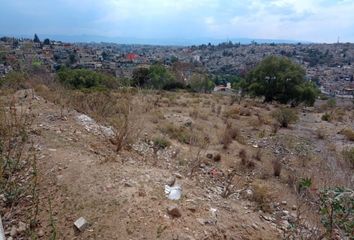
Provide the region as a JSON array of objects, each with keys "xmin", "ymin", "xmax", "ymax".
[
  {"xmin": 174, "ymin": 173, "xmax": 183, "ymax": 179},
  {"xmin": 7, "ymin": 237, "xmax": 13, "ymax": 240},
  {"xmin": 167, "ymin": 205, "xmax": 181, "ymax": 218},
  {"xmin": 74, "ymin": 217, "xmax": 89, "ymax": 232},
  {"xmin": 281, "ymin": 201, "xmax": 287, "ymax": 206},
  {"xmin": 292, "ymin": 205, "xmax": 297, "ymax": 211},
  {"xmin": 17, "ymin": 221, "xmax": 27, "ymax": 232},
  {"xmin": 196, "ymin": 218, "xmax": 206, "ymax": 225},
  {"xmin": 166, "ymin": 176, "xmax": 176, "ymax": 186},
  {"xmin": 206, "ymin": 153, "xmax": 213, "ymax": 159},
  {"xmin": 10, "ymin": 226, "xmax": 17, "ymax": 237},
  {"xmin": 38, "ymin": 229, "xmax": 45, "ymax": 237}
]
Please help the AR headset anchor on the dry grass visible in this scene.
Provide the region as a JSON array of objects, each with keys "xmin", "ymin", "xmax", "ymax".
[
  {"xmin": 340, "ymin": 128, "xmax": 354, "ymax": 141},
  {"xmin": 251, "ymin": 183, "xmax": 272, "ymax": 213},
  {"xmin": 220, "ymin": 122, "xmax": 244, "ymax": 149},
  {"xmin": 272, "ymin": 159, "xmax": 282, "ymax": 177},
  {"xmin": 316, "ymin": 128, "xmax": 327, "ymax": 139}
]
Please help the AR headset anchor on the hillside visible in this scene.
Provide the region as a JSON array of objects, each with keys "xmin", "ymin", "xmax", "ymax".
[{"xmin": 0, "ymin": 88, "xmax": 353, "ymax": 239}]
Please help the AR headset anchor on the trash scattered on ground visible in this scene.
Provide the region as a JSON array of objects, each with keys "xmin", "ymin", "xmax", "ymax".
[
  {"xmin": 74, "ymin": 217, "xmax": 89, "ymax": 232},
  {"xmin": 165, "ymin": 185, "xmax": 182, "ymax": 200}
]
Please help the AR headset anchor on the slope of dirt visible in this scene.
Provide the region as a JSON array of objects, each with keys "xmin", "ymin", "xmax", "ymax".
[{"xmin": 2, "ymin": 90, "xmax": 353, "ymax": 240}]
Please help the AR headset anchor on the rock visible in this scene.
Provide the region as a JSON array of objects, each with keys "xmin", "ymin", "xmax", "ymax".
[
  {"xmin": 167, "ymin": 205, "xmax": 181, "ymax": 218},
  {"xmin": 124, "ymin": 182, "xmax": 134, "ymax": 187},
  {"xmin": 292, "ymin": 205, "xmax": 297, "ymax": 211},
  {"xmin": 281, "ymin": 201, "xmax": 287, "ymax": 206},
  {"xmin": 7, "ymin": 237, "xmax": 13, "ymax": 240},
  {"xmin": 17, "ymin": 222, "xmax": 27, "ymax": 233},
  {"xmin": 166, "ymin": 176, "xmax": 176, "ymax": 186},
  {"xmin": 38, "ymin": 229, "xmax": 45, "ymax": 237},
  {"xmin": 196, "ymin": 218, "xmax": 207, "ymax": 225},
  {"xmin": 174, "ymin": 173, "xmax": 183, "ymax": 179},
  {"xmin": 206, "ymin": 153, "xmax": 213, "ymax": 159},
  {"xmin": 74, "ymin": 217, "xmax": 89, "ymax": 232},
  {"xmin": 10, "ymin": 226, "xmax": 17, "ymax": 237}
]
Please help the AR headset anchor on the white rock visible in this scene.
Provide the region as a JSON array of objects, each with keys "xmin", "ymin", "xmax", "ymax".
[{"xmin": 74, "ymin": 217, "xmax": 89, "ymax": 232}]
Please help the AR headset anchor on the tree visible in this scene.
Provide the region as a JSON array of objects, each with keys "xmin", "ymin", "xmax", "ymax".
[
  {"xmin": 189, "ymin": 73, "xmax": 214, "ymax": 93},
  {"xmin": 245, "ymin": 56, "xmax": 318, "ymax": 106},
  {"xmin": 43, "ymin": 38, "xmax": 50, "ymax": 45},
  {"xmin": 148, "ymin": 64, "xmax": 175, "ymax": 89},
  {"xmin": 132, "ymin": 67, "xmax": 150, "ymax": 87},
  {"xmin": 33, "ymin": 34, "xmax": 40, "ymax": 43}
]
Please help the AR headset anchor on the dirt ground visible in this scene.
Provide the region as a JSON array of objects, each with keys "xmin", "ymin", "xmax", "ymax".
[{"xmin": 1, "ymin": 90, "xmax": 353, "ymax": 239}]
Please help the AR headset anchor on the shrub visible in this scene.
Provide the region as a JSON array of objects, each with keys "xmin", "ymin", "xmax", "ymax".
[
  {"xmin": 316, "ymin": 128, "xmax": 327, "ymax": 139},
  {"xmin": 326, "ymin": 98, "xmax": 336, "ymax": 108},
  {"xmin": 251, "ymin": 183, "xmax": 272, "ymax": 212},
  {"xmin": 153, "ymin": 137, "xmax": 171, "ymax": 149},
  {"xmin": 253, "ymin": 149, "xmax": 262, "ymax": 161},
  {"xmin": 213, "ymin": 153, "xmax": 221, "ymax": 162},
  {"xmin": 220, "ymin": 123, "xmax": 243, "ymax": 149},
  {"xmin": 272, "ymin": 159, "xmax": 282, "ymax": 177},
  {"xmin": 321, "ymin": 112, "xmax": 332, "ymax": 122},
  {"xmin": 272, "ymin": 107, "xmax": 298, "ymax": 128},
  {"xmin": 57, "ymin": 68, "xmax": 120, "ymax": 90},
  {"xmin": 239, "ymin": 149, "xmax": 248, "ymax": 165},
  {"xmin": 161, "ymin": 124, "xmax": 195, "ymax": 145},
  {"xmin": 342, "ymin": 147, "xmax": 354, "ymax": 168},
  {"xmin": 340, "ymin": 128, "xmax": 354, "ymax": 141},
  {"xmin": 0, "ymin": 71, "xmax": 29, "ymax": 90},
  {"xmin": 319, "ymin": 188, "xmax": 353, "ymax": 237}
]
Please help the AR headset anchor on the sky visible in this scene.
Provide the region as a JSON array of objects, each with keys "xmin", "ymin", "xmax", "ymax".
[{"xmin": 0, "ymin": 0, "xmax": 354, "ymax": 44}]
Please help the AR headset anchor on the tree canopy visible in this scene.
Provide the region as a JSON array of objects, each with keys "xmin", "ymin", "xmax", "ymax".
[
  {"xmin": 245, "ymin": 56, "xmax": 318, "ymax": 106},
  {"xmin": 132, "ymin": 64, "xmax": 176, "ymax": 89},
  {"xmin": 57, "ymin": 68, "xmax": 120, "ymax": 90},
  {"xmin": 33, "ymin": 34, "xmax": 40, "ymax": 43}
]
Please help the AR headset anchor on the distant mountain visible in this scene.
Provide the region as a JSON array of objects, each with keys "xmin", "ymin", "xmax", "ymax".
[{"xmin": 4, "ymin": 34, "xmax": 310, "ymax": 46}]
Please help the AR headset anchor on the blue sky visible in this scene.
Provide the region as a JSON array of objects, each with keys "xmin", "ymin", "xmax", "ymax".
[{"xmin": 1, "ymin": 0, "xmax": 354, "ymax": 43}]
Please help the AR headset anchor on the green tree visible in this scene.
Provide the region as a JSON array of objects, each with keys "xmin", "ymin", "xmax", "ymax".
[
  {"xmin": 189, "ymin": 73, "xmax": 215, "ymax": 93},
  {"xmin": 43, "ymin": 38, "xmax": 51, "ymax": 45},
  {"xmin": 148, "ymin": 64, "xmax": 175, "ymax": 89},
  {"xmin": 57, "ymin": 68, "xmax": 120, "ymax": 90},
  {"xmin": 132, "ymin": 67, "xmax": 150, "ymax": 87},
  {"xmin": 33, "ymin": 34, "xmax": 40, "ymax": 43},
  {"xmin": 246, "ymin": 56, "xmax": 318, "ymax": 106}
]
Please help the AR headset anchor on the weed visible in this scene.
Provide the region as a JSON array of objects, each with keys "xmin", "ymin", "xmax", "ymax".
[
  {"xmin": 272, "ymin": 107, "xmax": 298, "ymax": 128},
  {"xmin": 342, "ymin": 147, "xmax": 354, "ymax": 168},
  {"xmin": 340, "ymin": 128, "xmax": 354, "ymax": 141},
  {"xmin": 251, "ymin": 183, "xmax": 272, "ymax": 213},
  {"xmin": 272, "ymin": 159, "xmax": 282, "ymax": 177},
  {"xmin": 153, "ymin": 137, "xmax": 171, "ymax": 149}
]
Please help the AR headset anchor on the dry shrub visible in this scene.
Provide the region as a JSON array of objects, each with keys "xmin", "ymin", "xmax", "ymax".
[
  {"xmin": 340, "ymin": 128, "xmax": 354, "ymax": 141},
  {"xmin": 271, "ymin": 122, "xmax": 280, "ymax": 134},
  {"xmin": 251, "ymin": 183, "xmax": 272, "ymax": 213},
  {"xmin": 272, "ymin": 159, "xmax": 282, "ymax": 177},
  {"xmin": 239, "ymin": 149, "xmax": 255, "ymax": 169},
  {"xmin": 239, "ymin": 149, "xmax": 248, "ymax": 165},
  {"xmin": 220, "ymin": 123, "xmax": 244, "ymax": 149},
  {"xmin": 253, "ymin": 149, "xmax": 262, "ymax": 161},
  {"xmin": 161, "ymin": 123, "xmax": 200, "ymax": 145},
  {"xmin": 316, "ymin": 128, "xmax": 327, "ymax": 139},
  {"xmin": 189, "ymin": 109, "xmax": 199, "ymax": 119},
  {"xmin": 213, "ymin": 153, "xmax": 221, "ymax": 162},
  {"xmin": 216, "ymin": 105, "xmax": 222, "ymax": 116},
  {"xmin": 272, "ymin": 107, "xmax": 299, "ymax": 128},
  {"xmin": 239, "ymin": 107, "xmax": 252, "ymax": 116},
  {"xmin": 0, "ymin": 97, "xmax": 38, "ymax": 208},
  {"xmin": 342, "ymin": 147, "xmax": 354, "ymax": 168},
  {"xmin": 223, "ymin": 107, "xmax": 240, "ymax": 119}
]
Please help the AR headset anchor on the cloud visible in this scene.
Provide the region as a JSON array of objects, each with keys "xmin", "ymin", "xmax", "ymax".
[{"xmin": 0, "ymin": 0, "xmax": 353, "ymax": 42}]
